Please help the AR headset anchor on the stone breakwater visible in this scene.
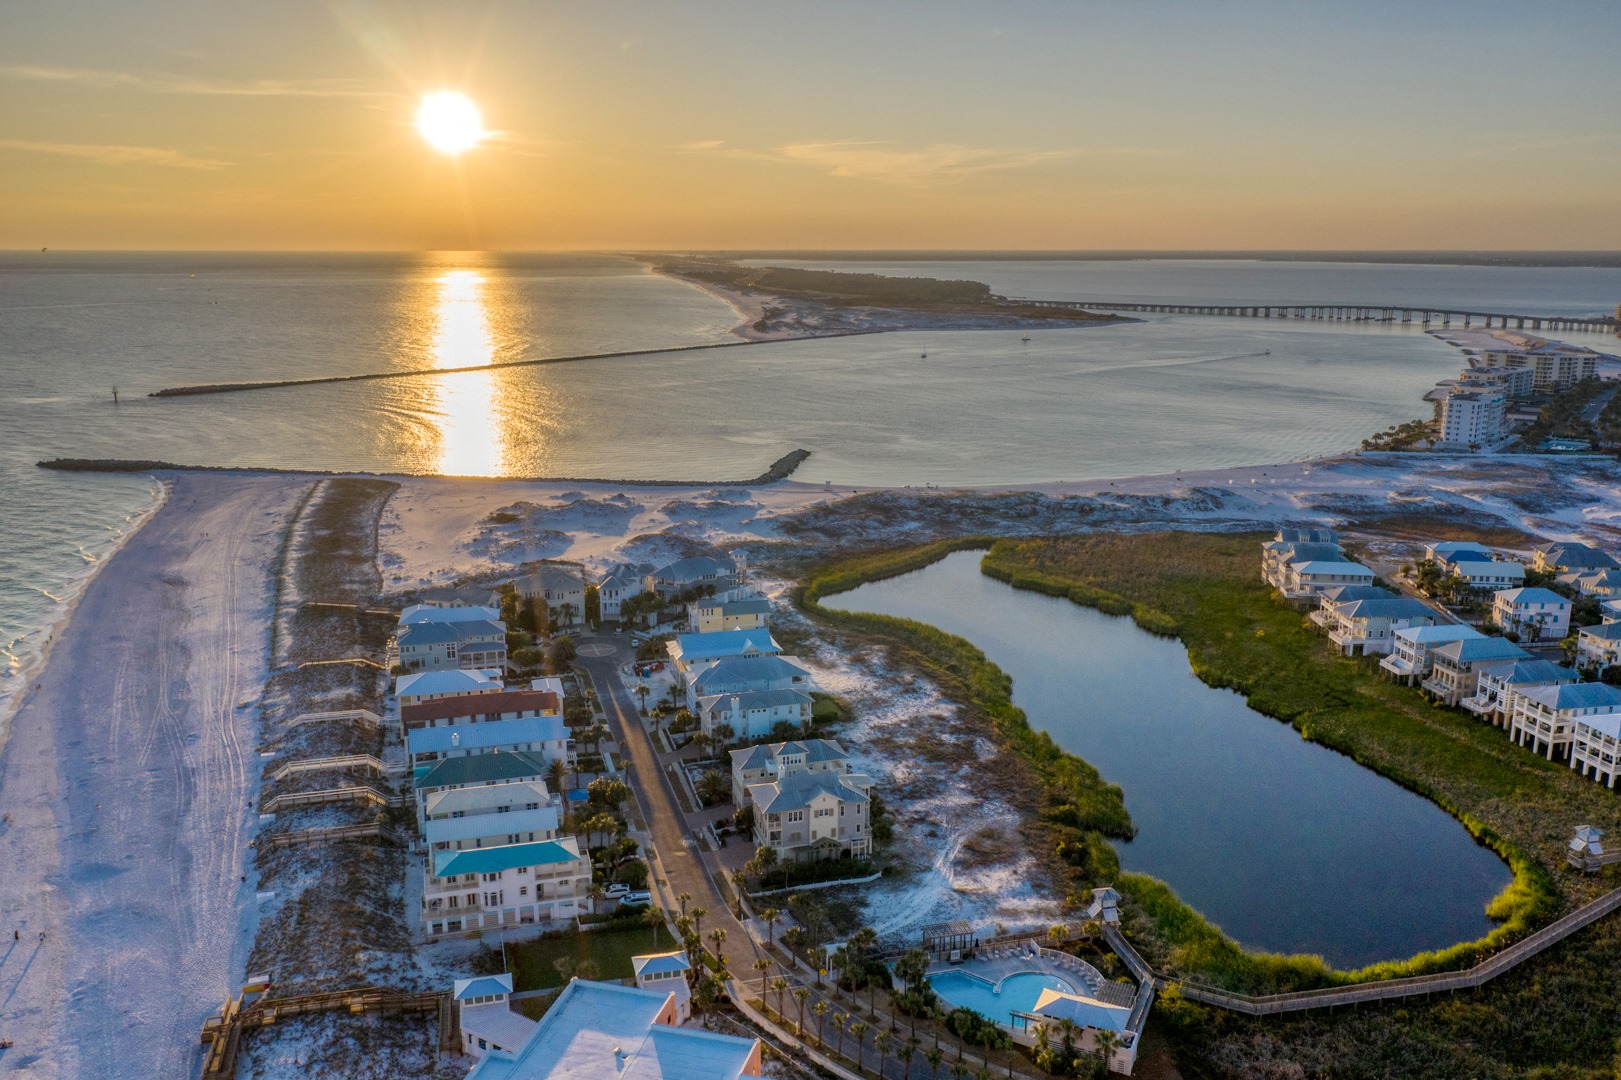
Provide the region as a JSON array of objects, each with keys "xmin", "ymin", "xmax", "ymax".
[{"xmin": 36, "ymin": 448, "xmax": 814, "ymax": 488}]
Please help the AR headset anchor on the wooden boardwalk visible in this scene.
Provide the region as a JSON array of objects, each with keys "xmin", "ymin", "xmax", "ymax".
[
  {"xmin": 268, "ymin": 753, "xmax": 402, "ymax": 782},
  {"xmin": 201, "ymin": 986, "xmax": 448, "ymax": 1077},
  {"xmin": 1103, "ymin": 885, "xmax": 1621, "ymax": 1017},
  {"xmin": 261, "ymin": 784, "xmax": 406, "ymax": 814},
  {"xmin": 257, "ymin": 822, "xmax": 407, "ymax": 848},
  {"xmin": 287, "ymin": 708, "xmax": 383, "ymax": 729}
]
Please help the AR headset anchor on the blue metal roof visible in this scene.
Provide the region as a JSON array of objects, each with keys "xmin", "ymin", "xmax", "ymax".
[
  {"xmin": 673, "ymin": 629, "xmax": 781, "ymax": 662},
  {"xmin": 433, "ymin": 838, "xmax": 582, "ymax": 878},
  {"xmin": 454, "ymin": 973, "xmax": 514, "ymax": 1000},
  {"xmin": 407, "ymin": 715, "xmax": 567, "ymax": 755}
]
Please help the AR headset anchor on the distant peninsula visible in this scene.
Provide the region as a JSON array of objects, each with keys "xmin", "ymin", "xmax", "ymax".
[{"xmin": 636, "ymin": 255, "xmax": 1130, "ymax": 340}]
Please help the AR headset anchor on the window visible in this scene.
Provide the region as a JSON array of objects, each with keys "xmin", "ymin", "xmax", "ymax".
[
  {"xmin": 519, "ymin": 886, "xmax": 529, "ymax": 896},
  {"xmin": 786, "ymin": 811, "xmax": 804, "ymax": 823}
]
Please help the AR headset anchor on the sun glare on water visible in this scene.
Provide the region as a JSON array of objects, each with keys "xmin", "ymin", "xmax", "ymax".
[{"xmin": 416, "ymin": 92, "xmax": 484, "ymax": 154}]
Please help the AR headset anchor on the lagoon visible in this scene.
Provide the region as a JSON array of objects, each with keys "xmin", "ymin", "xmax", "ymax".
[{"xmin": 824, "ymin": 550, "xmax": 1513, "ymax": 968}]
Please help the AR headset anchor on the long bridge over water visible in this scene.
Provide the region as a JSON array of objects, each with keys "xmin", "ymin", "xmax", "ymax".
[{"xmin": 1012, "ymin": 297, "xmax": 1621, "ymax": 334}]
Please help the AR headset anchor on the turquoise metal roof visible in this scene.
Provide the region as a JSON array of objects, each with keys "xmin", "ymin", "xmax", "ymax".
[{"xmin": 434, "ymin": 839, "xmax": 581, "ymax": 878}]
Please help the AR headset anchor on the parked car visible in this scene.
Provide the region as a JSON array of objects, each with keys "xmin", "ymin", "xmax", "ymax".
[
  {"xmin": 603, "ymin": 883, "xmax": 631, "ymax": 898},
  {"xmin": 622, "ymin": 891, "xmax": 651, "ymax": 905}
]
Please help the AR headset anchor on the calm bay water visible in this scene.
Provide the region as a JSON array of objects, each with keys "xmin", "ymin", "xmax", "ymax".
[
  {"xmin": 824, "ymin": 551, "xmax": 1513, "ymax": 966},
  {"xmin": 1, "ymin": 251, "xmax": 1615, "ymax": 725}
]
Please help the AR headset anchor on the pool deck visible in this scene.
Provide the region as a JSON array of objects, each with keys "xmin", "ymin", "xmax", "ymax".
[{"xmin": 926, "ymin": 943, "xmax": 1108, "ymax": 1000}]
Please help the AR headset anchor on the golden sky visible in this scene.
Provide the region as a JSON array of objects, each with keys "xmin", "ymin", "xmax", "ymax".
[{"xmin": 4, "ymin": 1, "xmax": 1619, "ymax": 250}]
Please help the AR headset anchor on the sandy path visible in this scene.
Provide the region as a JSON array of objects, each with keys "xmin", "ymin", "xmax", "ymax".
[{"xmin": 0, "ymin": 472, "xmax": 306, "ymax": 1078}]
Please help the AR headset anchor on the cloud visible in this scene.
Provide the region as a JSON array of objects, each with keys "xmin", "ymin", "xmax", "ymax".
[
  {"xmin": 0, "ymin": 63, "xmax": 388, "ymax": 98},
  {"xmin": 0, "ymin": 139, "xmax": 228, "ymax": 169},
  {"xmin": 678, "ymin": 138, "xmax": 1129, "ymax": 186}
]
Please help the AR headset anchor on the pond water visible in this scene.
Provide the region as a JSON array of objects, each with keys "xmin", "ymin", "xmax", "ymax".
[
  {"xmin": 927, "ymin": 970, "xmax": 1077, "ymax": 1024},
  {"xmin": 824, "ymin": 551, "xmax": 1514, "ymax": 967}
]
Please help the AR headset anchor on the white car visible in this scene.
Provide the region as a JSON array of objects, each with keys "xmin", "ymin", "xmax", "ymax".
[
  {"xmin": 603, "ymin": 883, "xmax": 631, "ymax": 898},
  {"xmin": 622, "ymin": 891, "xmax": 651, "ymax": 905}
]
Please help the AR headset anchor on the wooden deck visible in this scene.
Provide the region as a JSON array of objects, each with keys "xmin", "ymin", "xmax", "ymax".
[
  {"xmin": 256, "ymin": 822, "xmax": 407, "ymax": 848},
  {"xmin": 268, "ymin": 754, "xmax": 402, "ymax": 782},
  {"xmin": 1103, "ymin": 885, "xmax": 1621, "ymax": 1017},
  {"xmin": 201, "ymin": 986, "xmax": 449, "ymax": 1078}
]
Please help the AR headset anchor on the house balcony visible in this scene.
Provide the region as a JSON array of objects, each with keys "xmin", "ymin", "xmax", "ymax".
[
  {"xmin": 1460, "ymin": 694, "xmax": 1498, "ymax": 718},
  {"xmin": 1309, "ymin": 609, "xmax": 1338, "ymax": 628},
  {"xmin": 1379, "ymin": 654, "xmax": 1424, "ymax": 679},
  {"xmin": 1328, "ymin": 627, "xmax": 1363, "ymax": 652},
  {"xmin": 1420, "ymin": 674, "xmax": 1458, "ymax": 702}
]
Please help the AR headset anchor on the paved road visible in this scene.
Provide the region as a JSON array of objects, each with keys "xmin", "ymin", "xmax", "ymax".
[{"xmin": 576, "ymin": 636, "xmax": 945, "ymax": 1079}]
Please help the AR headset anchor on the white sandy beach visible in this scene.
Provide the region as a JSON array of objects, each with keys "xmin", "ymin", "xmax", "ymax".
[{"xmin": 0, "ymin": 473, "xmax": 306, "ymax": 1079}]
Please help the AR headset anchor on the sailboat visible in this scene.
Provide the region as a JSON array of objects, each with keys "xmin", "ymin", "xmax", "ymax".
[{"xmin": 1021, "ymin": 334, "xmax": 1031, "ymax": 343}]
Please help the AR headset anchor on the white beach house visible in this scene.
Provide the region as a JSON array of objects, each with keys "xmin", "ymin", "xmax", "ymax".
[
  {"xmin": 1425, "ymin": 541, "xmax": 1494, "ymax": 567},
  {"xmin": 1571, "ymin": 713, "xmax": 1621, "ymax": 789},
  {"xmin": 1453, "ymin": 561, "xmax": 1527, "ymax": 590},
  {"xmin": 698, "ymin": 688, "xmax": 814, "ymax": 742},
  {"xmin": 422, "ymin": 836, "xmax": 588, "ymax": 938},
  {"xmin": 646, "ymin": 555, "xmax": 739, "ymax": 597},
  {"xmin": 1281, "ymin": 560, "xmax": 1376, "ymax": 600},
  {"xmin": 514, "ymin": 565, "xmax": 587, "ymax": 627},
  {"xmin": 1491, "ymin": 587, "xmax": 1572, "ymax": 642},
  {"xmin": 1261, "ymin": 540, "xmax": 1345, "ymax": 591},
  {"xmin": 1324, "ymin": 597, "xmax": 1440, "ymax": 656},
  {"xmin": 394, "ymin": 617, "xmax": 508, "ymax": 673},
  {"xmin": 423, "ymin": 778, "xmax": 554, "ymax": 822},
  {"xmin": 1576, "ymin": 623, "xmax": 1621, "ymax": 674},
  {"xmin": 750, "ymin": 769, "xmax": 874, "ymax": 864},
  {"xmin": 400, "ymin": 687, "xmax": 562, "ymax": 732},
  {"xmin": 631, "ymin": 952, "xmax": 693, "ymax": 1024},
  {"xmin": 424, "ymin": 805, "xmax": 560, "ymax": 854},
  {"xmin": 667, "ymin": 628, "xmax": 782, "ymax": 681},
  {"xmin": 596, "ymin": 563, "xmax": 651, "ymax": 622},
  {"xmin": 394, "ymin": 668, "xmax": 503, "ymax": 708},
  {"xmin": 1563, "ymin": 568, "xmax": 1621, "ymax": 599},
  {"xmin": 1461, "ymin": 659, "xmax": 1579, "ymax": 727},
  {"xmin": 730, "ymin": 738, "xmax": 861, "ymax": 807},
  {"xmin": 406, "ymin": 715, "xmax": 570, "ymax": 778},
  {"xmin": 687, "ymin": 652, "xmax": 815, "ymax": 712},
  {"xmin": 1309, "ymin": 584, "xmax": 1397, "ymax": 628},
  {"xmin": 1509, "ymin": 683, "xmax": 1621, "ymax": 762},
  {"xmin": 464, "ymin": 977, "xmax": 762, "ymax": 1079},
  {"xmin": 1379, "ymin": 624, "xmax": 1485, "ymax": 684},
  {"xmin": 1533, "ymin": 542, "xmax": 1619, "ymax": 576},
  {"xmin": 413, "ymin": 749, "xmax": 554, "ymax": 823},
  {"xmin": 455, "ymin": 974, "xmax": 535, "ymax": 1060},
  {"xmin": 1420, "ymin": 636, "xmax": 1532, "ymax": 706}
]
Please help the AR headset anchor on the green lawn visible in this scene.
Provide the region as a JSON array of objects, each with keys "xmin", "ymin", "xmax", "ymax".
[{"xmin": 502, "ymin": 924, "xmax": 666, "ymax": 991}]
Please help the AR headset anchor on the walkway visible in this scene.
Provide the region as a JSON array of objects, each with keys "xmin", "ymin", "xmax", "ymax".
[{"xmin": 1103, "ymin": 883, "xmax": 1621, "ymax": 1016}]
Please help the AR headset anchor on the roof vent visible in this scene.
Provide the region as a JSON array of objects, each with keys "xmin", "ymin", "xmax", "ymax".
[
  {"xmin": 613, "ymin": 1046, "xmax": 625, "ymax": 1069},
  {"xmin": 451, "ymin": 731, "xmax": 461, "ymax": 747}
]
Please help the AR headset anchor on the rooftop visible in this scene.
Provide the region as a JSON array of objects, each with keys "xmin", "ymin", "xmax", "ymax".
[
  {"xmin": 395, "ymin": 668, "xmax": 503, "ymax": 699},
  {"xmin": 1484, "ymin": 660, "xmax": 1578, "ymax": 685},
  {"xmin": 424, "ymin": 806, "xmax": 557, "ymax": 847},
  {"xmin": 730, "ymin": 737, "xmax": 848, "ymax": 772},
  {"xmin": 433, "ymin": 837, "xmax": 582, "ymax": 879},
  {"xmin": 631, "ymin": 952, "xmax": 692, "ymax": 978},
  {"xmin": 401, "ymin": 688, "xmax": 561, "ymax": 728},
  {"xmin": 671, "ymin": 629, "xmax": 782, "ymax": 664},
  {"xmin": 455, "ymin": 974, "xmax": 514, "ymax": 1001},
  {"xmin": 751, "ymin": 769, "xmax": 869, "ymax": 814},
  {"xmin": 652, "ymin": 555, "xmax": 737, "ymax": 580},
  {"xmin": 1290, "ymin": 560, "xmax": 1374, "ymax": 576},
  {"xmin": 400, "ymin": 604, "xmax": 502, "ymax": 625},
  {"xmin": 407, "ymin": 714, "xmax": 567, "ymax": 756},
  {"xmin": 1335, "ymin": 598, "xmax": 1438, "ymax": 621},
  {"xmin": 1517, "ymin": 682, "xmax": 1621, "ymax": 712},
  {"xmin": 424, "ymin": 779, "xmax": 552, "ymax": 820},
  {"xmin": 416, "ymin": 749, "xmax": 553, "ymax": 792},
  {"xmin": 1395, "ymin": 624, "xmax": 1486, "ymax": 645},
  {"xmin": 1495, "ymin": 587, "xmax": 1570, "ymax": 605},
  {"xmin": 1431, "ymin": 637, "xmax": 1531, "ymax": 664},
  {"xmin": 466, "ymin": 978, "xmax": 759, "ymax": 1080}
]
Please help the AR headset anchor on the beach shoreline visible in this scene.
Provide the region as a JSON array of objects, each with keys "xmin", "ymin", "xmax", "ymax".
[{"xmin": 0, "ymin": 476, "xmax": 168, "ymax": 759}]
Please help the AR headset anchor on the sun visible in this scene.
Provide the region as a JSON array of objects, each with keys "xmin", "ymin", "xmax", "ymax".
[{"xmin": 416, "ymin": 92, "xmax": 485, "ymax": 154}]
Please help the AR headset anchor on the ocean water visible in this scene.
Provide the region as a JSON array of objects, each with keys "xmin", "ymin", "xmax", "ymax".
[{"xmin": 2, "ymin": 252, "xmax": 1617, "ymax": 724}]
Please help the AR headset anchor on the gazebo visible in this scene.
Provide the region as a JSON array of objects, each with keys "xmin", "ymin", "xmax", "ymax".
[{"xmin": 921, "ymin": 920, "xmax": 974, "ymax": 962}]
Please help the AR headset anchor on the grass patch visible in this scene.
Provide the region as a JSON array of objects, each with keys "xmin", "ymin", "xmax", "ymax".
[
  {"xmin": 981, "ymin": 533, "xmax": 1621, "ymax": 994},
  {"xmin": 494, "ymin": 924, "xmax": 664, "ymax": 991}
]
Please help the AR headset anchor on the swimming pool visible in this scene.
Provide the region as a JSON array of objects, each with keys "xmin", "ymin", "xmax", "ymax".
[{"xmin": 927, "ymin": 969, "xmax": 1077, "ymax": 1023}]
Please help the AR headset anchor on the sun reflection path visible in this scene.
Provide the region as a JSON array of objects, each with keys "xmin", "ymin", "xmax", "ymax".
[{"xmin": 430, "ymin": 269, "xmax": 504, "ymax": 477}]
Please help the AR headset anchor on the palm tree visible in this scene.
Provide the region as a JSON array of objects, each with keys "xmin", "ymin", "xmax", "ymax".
[
  {"xmin": 849, "ymin": 1021, "xmax": 869, "ymax": 1070},
  {"xmin": 925, "ymin": 1045, "xmax": 944, "ymax": 1079},
  {"xmin": 709, "ymin": 927, "xmax": 727, "ymax": 959},
  {"xmin": 759, "ymin": 906, "xmax": 782, "ymax": 947},
  {"xmin": 1094, "ymin": 1029, "xmax": 1122, "ymax": 1071},
  {"xmin": 769, "ymin": 976, "xmax": 788, "ymax": 1018},
  {"xmin": 1047, "ymin": 923, "xmax": 1067, "ymax": 948},
  {"xmin": 901, "ymin": 1038, "xmax": 920, "ymax": 1079},
  {"xmin": 552, "ymin": 956, "xmax": 576, "ymax": 984},
  {"xmin": 813, "ymin": 1000, "xmax": 830, "ymax": 1048},
  {"xmin": 577, "ymin": 958, "xmax": 602, "ymax": 981},
  {"xmin": 690, "ymin": 906, "xmax": 706, "ymax": 939},
  {"xmin": 643, "ymin": 904, "xmax": 666, "ymax": 949},
  {"xmin": 793, "ymin": 986, "xmax": 810, "ymax": 1034},
  {"xmin": 875, "ymin": 1030, "xmax": 893, "ymax": 1076},
  {"xmin": 834, "ymin": 1012, "xmax": 848, "ymax": 1057},
  {"xmin": 636, "ymin": 682, "xmax": 650, "ymax": 712},
  {"xmin": 676, "ymin": 891, "xmax": 691, "ymax": 917},
  {"xmin": 949, "ymin": 1066, "xmax": 968, "ymax": 1080},
  {"xmin": 547, "ymin": 757, "xmax": 567, "ymax": 797}
]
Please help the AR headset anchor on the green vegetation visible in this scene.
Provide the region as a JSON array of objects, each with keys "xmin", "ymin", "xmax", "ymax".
[
  {"xmin": 1522, "ymin": 377, "xmax": 1607, "ymax": 448},
  {"xmin": 796, "ymin": 538, "xmax": 1134, "ymax": 900},
  {"xmin": 1360, "ymin": 416, "xmax": 1436, "ymax": 451},
  {"xmin": 482, "ymin": 923, "xmax": 664, "ymax": 991}
]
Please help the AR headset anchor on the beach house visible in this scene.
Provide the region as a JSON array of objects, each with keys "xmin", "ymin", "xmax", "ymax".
[
  {"xmin": 413, "ymin": 750, "xmax": 554, "ymax": 822},
  {"xmin": 1424, "ymin": 541, "xmax": 1494, "ymax": 567},
  {"xmin": 394, "ymin": 668, "xmax": 503, "ymax": 708},
  {"xmin": 463, "ymin": 977, "xmax": 762, "ymax": 1079},
  {"xmin": 513, "ymin": 565, "xmax": 587, "ymax": 627},
  {"xmin": 646, "ymin": 555, "xmax": 739, "ymax": 597},
  {"xmin": 689, "ymin": 592, "xmax": 771, "ymax": 633},
  {"xmin": 1323, "ymin": 597, "xmax": 1440, "ymax": 656},
  {"xmin": 1509, "ymin": 683, "xmax": 1621, "ymax": 762},
  {"xmin": 1491, "ymin": 587, "xmax": 1572, "ymax": 642},
  {"xmin": 631, "ymin": 952, "xmax": 693, "ymax": 1024},
  {"xmin": 1281, "ymin": 560, "xmax": 1376, "ymax": 600},
  {"xmin": 595, "ymin": 563, "xmax": 650, "ymax": 622},
  {"xmin": 394, "ymin": 617, "xmax": 508, "ymax": 673},
  {"xmin": 400, "ymin": 687, "xmax": 561, "ymax": 732},
  {"xmin": 424, "ymin": 805, "xmax": 560, "ymax": 854},
  {"xmin": 1452, "ymin": 561, "xmax": 1527, "ymax": 590},
  {"xmin": 749, "ymin": 769, "xmax": 875, "ymax": 864},
  {"xmin": 1576, "ymin": 623, "xmax": 1621, "ymax": 674},
  {"xmin": 1571, "ymin": 714, "xmax": 1621, "ymax": 789},
  {"xmin": 406, "ymin": 715, "xmax": 570, "ymax": 777},
  {"xmin": 454, "ymin": 974, "xmax": 535, "ymax": 1060},
  {"xmin": 1563, "ymin": 568, "xmax": 1621, "ymax": 599},
  {"xmin": 668, "ymin": 628, "xmax": 782, "ymax": 681},
  {"xmin": 1379, "ymin": 625, "xmax": 1485, "ymax": 684},
  {"xmin": 1533, "ymin": 542, "xmax": 1619, "ymax": 576},
  {"xmin": 422, "ymin": 835, "xmax": 588, "ymax": 938},
  {"xmin": 1420, "ymin": 636, "xmax": 1532, "ymax": 706},
  {"xmin": 1260, "ymin": 539, "xmax": 1344, "ymax": 591},
  {"xmin": 412, "ymin": 584, "xmax": 503, "ymax": 610},
  {"xmin": 687, "ymin": 652, "xmax": 815, "ymax": 712},
  {"xmin": 1461, "ymin": 659, "xmax": 1579, "ymax": 727},
  {"xmin": 729, "ymin": 738, "xmax": 861, "ymax": 806},
  {"xmin": 698, "ymin": 689, "xmax": 813, "ymax": 742},
  {"xmin": 423, "ymin": 778, "xmax": 553, "ymax": 822},
  {"xmin": 1308, "ymin": 585, "xmax": 1397, "ymax": 628}
]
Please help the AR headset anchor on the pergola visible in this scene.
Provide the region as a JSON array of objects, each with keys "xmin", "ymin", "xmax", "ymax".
[{"xmin": 920, "ymin": 920, "xmax": 974, "ymax": 960}]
